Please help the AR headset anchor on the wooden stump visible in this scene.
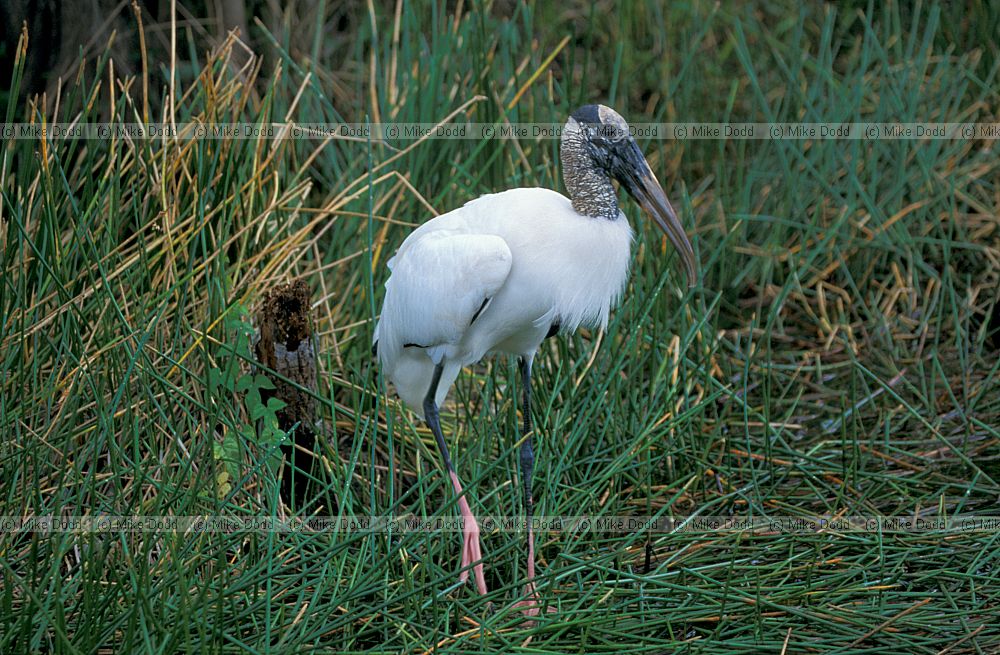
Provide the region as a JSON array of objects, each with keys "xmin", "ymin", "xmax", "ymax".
[{"xmin": 255, "ymin": 280, "xmax": 318, "ymax": 509}]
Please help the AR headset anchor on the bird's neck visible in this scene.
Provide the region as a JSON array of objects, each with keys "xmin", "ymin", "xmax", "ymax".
[{"xmin": 561, "ymin": 133, "xmax": 619, "ymax": 220}]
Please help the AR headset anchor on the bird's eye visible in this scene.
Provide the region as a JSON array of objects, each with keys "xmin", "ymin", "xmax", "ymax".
[
  {"xmin": 608, "ymin": 125, "xmax": 628, "ymax": 143},
  {"xmin": 590, "ymin": 123, "xmax": 627, "ymax": 144}
]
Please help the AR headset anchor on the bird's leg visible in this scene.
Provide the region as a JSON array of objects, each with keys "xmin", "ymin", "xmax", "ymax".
[
  {"xmin": 519, "ymin": 356, "xmax": 536, "ymax": 581},
  {"xmin": 513, "ymin": 356, "xmax": 550, "ymax": 617},
  {"xmin": 423, "ymin": 363, "xmax": 489, "ymax": 598}
]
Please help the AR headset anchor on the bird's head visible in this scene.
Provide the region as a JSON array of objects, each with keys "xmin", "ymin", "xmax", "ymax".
[{"xmin": 563, "ymin": 104, "xmax": 697, "ymax": 287}]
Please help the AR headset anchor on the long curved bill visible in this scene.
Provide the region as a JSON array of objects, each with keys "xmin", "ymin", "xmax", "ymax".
[{"xmin": 616, "ymin": 144, "xmax": 697, "ymax": 287}]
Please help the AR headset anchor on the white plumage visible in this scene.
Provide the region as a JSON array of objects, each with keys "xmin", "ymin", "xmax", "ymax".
[
  {"xmin": 371, "ymin": 104, "xmax": 695, "ymax": 613},
  {"xmin": 374, "ymin": 187, "xmax": 633, "ymax": 414}
]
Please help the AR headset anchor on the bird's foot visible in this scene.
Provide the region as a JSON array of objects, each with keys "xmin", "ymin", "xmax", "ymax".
[
  {"xmin": 457, "ymin": 498, "xmax": 489, "ymax": 597},
  {"xmin": 511, "ymin": 581, "xmax": 555, "ymax": 624}
]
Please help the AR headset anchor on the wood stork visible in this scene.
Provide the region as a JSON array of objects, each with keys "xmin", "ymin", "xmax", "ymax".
[{"xmin": 372, "ymin": 104, "xmax": 696, "ymax": 613}]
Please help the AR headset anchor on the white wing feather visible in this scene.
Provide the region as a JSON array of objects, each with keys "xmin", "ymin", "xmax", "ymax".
[
  {"xmin": 375, "ymin": 231, "xmax": 513, "ymax": 372},
  {"xmin": 372, "ymin": 187, "xmax": 633, "ymax": 414}
]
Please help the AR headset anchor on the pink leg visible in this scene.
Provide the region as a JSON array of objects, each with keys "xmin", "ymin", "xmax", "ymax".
[
  {"xmin": 449, "ymin": 470, "xmax": 489, "ymax": 596},
  {"xmin": 423, "ymin": 364, "xmax": 489, "ymax": 600},
  {"xmin": 512, "ymin": 523, "xmax": 554, "ymax": 618}
]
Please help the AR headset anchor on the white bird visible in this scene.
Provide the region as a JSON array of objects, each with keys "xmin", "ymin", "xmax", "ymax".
[{"xmin": 373, "ymin": 104, "xmax": 696, "ymax": 614}]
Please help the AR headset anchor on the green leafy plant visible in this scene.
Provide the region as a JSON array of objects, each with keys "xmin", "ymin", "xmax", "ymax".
[{"xmin": 206, "ymin": 304, "xmax": 287, "ymax": 497}]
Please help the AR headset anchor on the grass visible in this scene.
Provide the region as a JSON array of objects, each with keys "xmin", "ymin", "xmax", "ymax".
[{"xmin": 1, "ymin": 0, "xmax": 999, "ymax": 652}]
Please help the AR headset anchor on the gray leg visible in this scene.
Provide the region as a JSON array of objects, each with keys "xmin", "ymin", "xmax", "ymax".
[
  {"xmin": 518, "ymin": 356, "xmax": 536, "ymax": 572},
  {"xmin": 514, "ymin": 356, "xmax": 547, "ymax": 617},
  {"xmin": 423, "ymin": 363, "xmax": 488, "ymax": 596}
]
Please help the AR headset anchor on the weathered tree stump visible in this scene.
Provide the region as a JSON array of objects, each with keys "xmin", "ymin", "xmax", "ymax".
[{"xmin": 255, "ymin": 280, "xmax": 318, "ymax": 509}]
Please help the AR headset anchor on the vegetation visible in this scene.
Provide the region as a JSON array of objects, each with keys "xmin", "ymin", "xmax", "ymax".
[{"xmin": 1, "ymin": 1, "xmax": 998, "ymax": 652}]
